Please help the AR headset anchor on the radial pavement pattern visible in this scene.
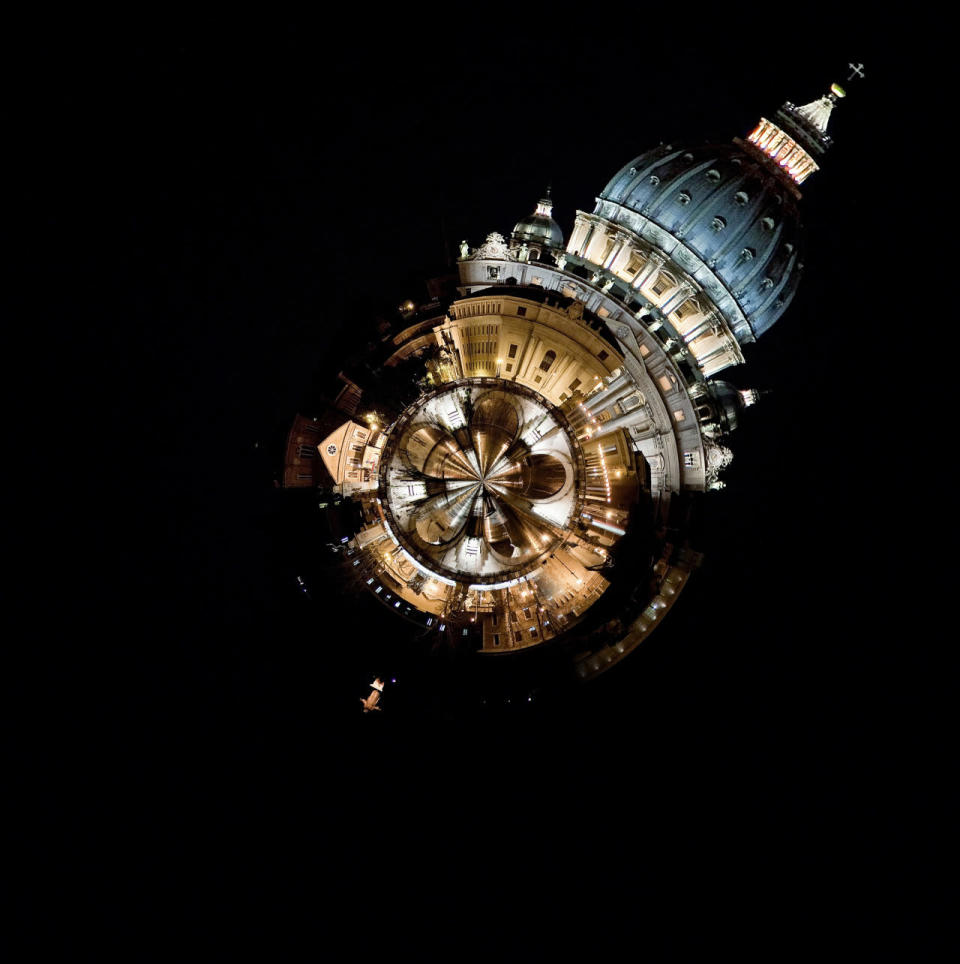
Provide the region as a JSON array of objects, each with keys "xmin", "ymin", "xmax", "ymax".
[{"xmin": 379, "ymin": 381, "xmax": 585, "ymax": 585}]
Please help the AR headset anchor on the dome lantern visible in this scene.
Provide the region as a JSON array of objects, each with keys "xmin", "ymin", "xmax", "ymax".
[
  {"xmin": 581, "ymin": 72, "xmax": 862, "ymax": 348},
  {"xmin": 744, "ymin": 72, "xmax": 861, "ymax": 186}
]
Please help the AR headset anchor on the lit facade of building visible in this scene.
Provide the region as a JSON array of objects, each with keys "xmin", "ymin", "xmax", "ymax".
[{"xmin": 297, "ymin": 80, "xmax": 850, "ymax": 681}]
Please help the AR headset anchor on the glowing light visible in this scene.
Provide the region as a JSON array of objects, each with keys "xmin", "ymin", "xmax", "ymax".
[{"xmin": 748, "ymin": 117, "xmax": 818, "ymax": 184}]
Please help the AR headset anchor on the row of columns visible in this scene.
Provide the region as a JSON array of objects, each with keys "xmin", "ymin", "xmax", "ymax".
[
  {"xmin": 581, "ymin": 372, "xmax": 630, "ymax": 413},
  {"xmin": 568, "ymin": 214, "xmax": 747, "ymax": 377}
]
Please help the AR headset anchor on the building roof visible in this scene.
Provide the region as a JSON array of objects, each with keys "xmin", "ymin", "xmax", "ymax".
[{"xmin": 597, "ymin": 141, "xmax": 805, "ymax": 340}]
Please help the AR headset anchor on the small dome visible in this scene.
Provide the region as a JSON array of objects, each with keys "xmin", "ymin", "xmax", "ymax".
[
  {"xmin": 598, "ymin": 143, "xmax": 804, "ymax": 340},
  {"xmin": 511, "ymin": 191, "xmax": 564, "ymax": 254},
  {"xmin": 702, "ymin": 380, "xmax": 757, "ymax": 434}
]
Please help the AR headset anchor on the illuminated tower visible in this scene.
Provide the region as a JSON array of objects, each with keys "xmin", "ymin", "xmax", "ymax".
[{"xmin": 296, "ymin": 77, "xmax": 853, "ymax": 684}]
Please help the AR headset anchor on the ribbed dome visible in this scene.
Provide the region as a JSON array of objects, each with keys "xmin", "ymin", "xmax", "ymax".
[
  {"xmin": 511, "ymin": 192, "xmax": 564, "ymax": 253},
  {"xmin": 704, "ymin": 380, "xmax": 755, "ymax": 434},
  {"xmin": 598, "ymin": 142, "xmax": 804, "ymax": 339},
  {"xmin": 512, "ymin": 213, "xmax": 564, "ymax": 248}
]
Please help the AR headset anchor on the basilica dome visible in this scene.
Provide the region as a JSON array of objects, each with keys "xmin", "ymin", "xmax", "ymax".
[{"xmin": 597, "ymin": 142, "xmax": 805, "ymax": 340}]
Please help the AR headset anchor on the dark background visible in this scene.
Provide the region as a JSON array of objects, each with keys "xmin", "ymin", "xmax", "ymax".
[{"xmin": 20, "ymin": 21, "xmax": 941, "ymax": 956}]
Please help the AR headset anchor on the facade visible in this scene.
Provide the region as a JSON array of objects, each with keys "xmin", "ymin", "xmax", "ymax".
[{"xmin": 296, "ymin": 78, "xmax": 852, "ymax": 682}]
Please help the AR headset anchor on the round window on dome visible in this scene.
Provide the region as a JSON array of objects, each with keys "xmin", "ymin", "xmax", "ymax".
[
  {"xmin": 761, "ymin": 217, "xmax": 775, "ymax": 231},
  {"xmin": 648, "ymin": 175, "xmax": 660, "ymax": 185},
  {"xmin": 706, "ymin": 169, "xmax": 721, "ymax": 182},
  {"xmin": 734, "ymin": 191, "xmax": 749, "ymax": 206},
  {"xmin": 711, "ymin": 216, "xmax": 726, "ymax": 232},
  {"xmin": 678, "ymin": 191, "xmax": 691, "ymax": 205},
  {"xmin": 682, "ymin": 152, "xmax": 694, "ymax": 161}
]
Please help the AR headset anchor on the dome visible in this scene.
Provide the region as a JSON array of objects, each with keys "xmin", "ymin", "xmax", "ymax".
[
  {"xmin": 511, "ymin": 191, "xmax": 564, "ymax": 254},
  {"xmin": 702, "ymin": 380, "xmax": 757, "ymax": 434},
  {"xmin": 597, "ymin": 142, "xmax": 805, "ymax": 340}
]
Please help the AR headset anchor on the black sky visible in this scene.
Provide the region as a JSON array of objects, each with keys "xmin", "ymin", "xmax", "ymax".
[{"xmin": 21, "ymin": 24, "xmax": 941, "ymax": 956}]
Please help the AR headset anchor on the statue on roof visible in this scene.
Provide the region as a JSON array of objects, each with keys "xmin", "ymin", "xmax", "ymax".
[{"xmin": 470, "ymin": 232, "xmax": 515, "ymax": 261}]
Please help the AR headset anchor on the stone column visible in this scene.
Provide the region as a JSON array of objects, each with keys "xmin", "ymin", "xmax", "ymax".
[
  {"xmin": 581, "ymin": 372, "xmax": 630, "ymax": 412},
  {"xmin": 584, "ymin": 226, "xmax": 610, "ymax": 266},
  {"xmin": 608, "ymin": 236, "xmax": 634, "ymax": 276},
  {"xmin": 632, "ymin": 251, "xmax": 665, "ymax": 289},
  {"xmin": 589, "ymin": 409, "xmax": 653, "ymax": 441},
  {"xmin": 660, "ymin": 280, "xmax": 696, "ymax": 316},
  {"xmin": 520, "ymin": 336, "xmax": 541, "ymax": 380},
  {"xmin": 584, "ymin": 384, "xmax": 637, "ymax": 420},
  {"xmin": 603, "ymin": 234, "xmax": 627, "ymax": 270},
  {"xmin": 681, "ymin": 309, "xmax": 717, "ymax": 343},
  {"xmin": 512, "ymin": 327, "xmax": 534, "ymax": 382},
  {"xmin": 696, "ymin": 338, "xmax": 736, "ymax": 372},
  {"xmin": 568, "ymin": 216, "xmax": 592, "ymax": 256},
  {"xmin": 544, "ymin": 354, "xmax": 576, "ymax": 397}
]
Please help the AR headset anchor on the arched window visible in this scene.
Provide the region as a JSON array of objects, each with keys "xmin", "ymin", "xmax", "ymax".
[{"xmin": 539, "ymin": 350, "xmax": 557, "ymax": 373}]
